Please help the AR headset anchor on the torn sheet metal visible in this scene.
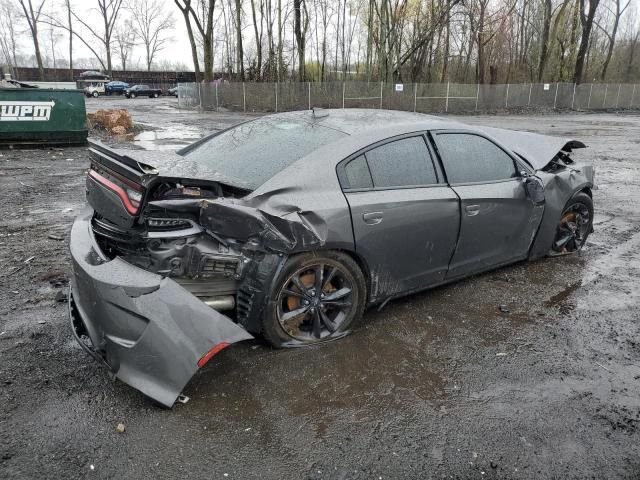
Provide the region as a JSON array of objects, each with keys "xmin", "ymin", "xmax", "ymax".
[
  {"xmin": 528, "ymin": 163, "xmax": 595, "ymax": 260},
  {"xmin": 150, "ymin": 197, "xmax": 328, "ymax": 253},
  {"xmin": 69, "ymin": 210, "xmax": 253, "ymax": 407},
  {"xmin": 478, "ymin": 126, "xmax": 586, "ymax": 170}
]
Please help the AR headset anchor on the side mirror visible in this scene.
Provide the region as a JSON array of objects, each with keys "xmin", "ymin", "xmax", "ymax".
[{"xmin": 523, "ymin": 176, "xmax": 545, "ymax": 205}]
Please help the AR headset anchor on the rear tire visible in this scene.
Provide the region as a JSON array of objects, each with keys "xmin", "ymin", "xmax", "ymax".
[
  {"xmin": 92, "ymin": 91, "xmax": 99, "ymax": 98},
  {"xmin": 552, "ymin": 192, "xmax": 593, "ymax": 254},
  {"xmin": 153, "ymin": 92, "xmax": 159, "ymax": 98},
  {"xmin": 262, "ymin": 251, "xmax": 366, "ymax": 348}
]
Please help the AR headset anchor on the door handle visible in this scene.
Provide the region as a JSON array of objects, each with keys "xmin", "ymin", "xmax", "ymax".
[
  {"xmin": 363, "ymin": 211, "xmax": 384, "ymax": 225},
  {"xmin": 465, "ymin": 205, "xmax": 480, "ymax": 216}
]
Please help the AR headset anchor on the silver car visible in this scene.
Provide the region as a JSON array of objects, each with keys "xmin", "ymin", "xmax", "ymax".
[{"xmin": 69, "ymin": 109, "xmax": 595, "ymax": 406}]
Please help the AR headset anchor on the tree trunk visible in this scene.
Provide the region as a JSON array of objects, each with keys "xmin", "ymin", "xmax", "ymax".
[
  {"xmin": 66, "ymin": 0, "xmax": 73, "ymax": 79},
  {"xmin": 573, "ymin": 0, "xmax": 600, "ymax": 84},
  {"xmin": 538, "ymin": 0, "xmax": 552, "ymax": 81},
  {"xmin": 294, "ymin": 0, "xmax": 305, "ymax": 81},
  {"xmin": 250, "ymin": 0, "xmax": 262, "ymax": 80}
]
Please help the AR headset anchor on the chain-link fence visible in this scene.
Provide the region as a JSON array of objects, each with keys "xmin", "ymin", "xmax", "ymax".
[{"xmin": 177, "ymin": 81, "xmax": 640, "ymax": 114}]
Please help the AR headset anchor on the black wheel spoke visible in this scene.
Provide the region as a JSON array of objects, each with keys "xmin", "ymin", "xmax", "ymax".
[
  {"xmin": 282, "ymin": 288, "xmax": 308, "ymax": 300},
  {"xmin": 291, "ymin": 274, "xmax": 310, "ymax": 296},
  {"xmin": 281, "ymin": 306, "xmax": 309, "ymax": 323},
  {"xmin": 312, "ymin": 310, "xmax": 322, "ymax": 338},
  {"xmin": 313, "ymin": 265, "xmax": 324, "ymax": 297},
  {"xmin": 322, "ymin": 300, "xmax": 352, "ymax": 308},
  {"xmin": 324, "ymin": 287, "xmax": 351, "ymax": 301},
  {"xmin": 322, "ymin": 266, "xmax": 338, "ymax": 290},
  {"xmin": 319, "ymin": 310, "xmax": 336, "ymax": 333}
]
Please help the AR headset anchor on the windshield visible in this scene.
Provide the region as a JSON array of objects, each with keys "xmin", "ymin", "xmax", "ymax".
[{"xmin": 182, "ymin": 116, "xmax": 347, "ymax": 189}]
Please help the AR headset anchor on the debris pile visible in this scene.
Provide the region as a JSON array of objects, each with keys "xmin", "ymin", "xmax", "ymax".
[{"xmin": 87, "ymin": 109, "xmax": 134, "ymax": 136}]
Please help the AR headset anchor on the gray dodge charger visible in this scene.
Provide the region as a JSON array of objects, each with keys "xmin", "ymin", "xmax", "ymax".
[{"xmin": 69, "ymin": 109, "xmax": 595, "ymax": 406}]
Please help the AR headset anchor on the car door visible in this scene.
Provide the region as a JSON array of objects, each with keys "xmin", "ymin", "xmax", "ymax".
[
  {"xmin": 338, "ymin": 134, "xmax": 460, "ymax": 300},
  {"xmin": 431, "ymin": 131, "xmax": 544, "ymax": 279}
]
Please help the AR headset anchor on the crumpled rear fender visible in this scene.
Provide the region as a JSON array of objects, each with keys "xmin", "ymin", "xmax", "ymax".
[{"xmin": 69, "ymin": 210, "xmax": 253, "ymax": 407}]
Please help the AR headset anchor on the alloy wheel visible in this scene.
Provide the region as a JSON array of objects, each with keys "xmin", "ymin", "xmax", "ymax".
[{"xmin": 276, "ymin": 262, "xmax": 354, "ymax": 342}]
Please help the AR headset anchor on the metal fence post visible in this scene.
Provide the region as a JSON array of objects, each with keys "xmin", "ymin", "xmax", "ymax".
[
  {"xmin": 380, "ymin": 81, "xmax": 384, "ymax": 109},
  {"xmin": 527, "ymin": 83, "xmax": 532, "ymax": 106},
  {"xmin": 243, "ymin": 82, "xmax": 246, "ymax": 112},
  {"xmin": 275, "ymin": 82, "xmax": 278, "ymax": 112},
  {"xmin": 631, "ymin": 84, "xmax": 637, "ymax": 107},
  {"xmin": 413, "ymin": 83, "xmax": 417, "ymax": 112},
  {"xmin": 342, "ymin": 82, "xmax": 345, "ymax": 109},
  {"xmin": 505, "ymin": 83, "xmax": 509, "ymax": 108},
  {"xmin": 571, "ymin": 83, "xmax": 576, "ymax": 109},
  {"xmin": 215, "ymin": 82, "xmax": 219, "ymax": 112},
  {"xmin": 445, "ymin": 81, "xmax": 450, "ymax": 112},
  {"xmin": 587, "ymin": 83, "xmax": 593, "ymax": 109},
  {"xmin": 615, "ymin": 84, "xmax": 621, "ymax": 108},
  {"xmin": 475, "ymin": 83, "xmax": 480, "ymax": 111},
  {"xmin": 308, "ymin": 82, "xmax": 311, "ymax": 110},
  {"xmin": 603, "ymin": 83, "xmax": 608, "ymax": 108},
  {"xmin": 553, "ymin": 82, "xmax": 559, "ymax": 109}
]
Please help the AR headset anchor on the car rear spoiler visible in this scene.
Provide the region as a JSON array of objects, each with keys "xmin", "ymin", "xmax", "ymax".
[{"xmin": 477, "ymin": 126, "xmax": 586, "ymax": 171}]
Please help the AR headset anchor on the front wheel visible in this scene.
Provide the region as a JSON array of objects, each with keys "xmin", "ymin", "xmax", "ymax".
[
  {"xmin": 552, "ymin": 192, "xmax": 593, "ymax": 254},
  {"xmin": 262, "ymin": 251, "xmax": 366, "ymax": 348},
  {"xmin": 130, "ymin": 93, "xmax": 136, "ymax": 99},
  {"xmin": 92, "ymin": 91, "xmax": 99, "ymax": 98}
]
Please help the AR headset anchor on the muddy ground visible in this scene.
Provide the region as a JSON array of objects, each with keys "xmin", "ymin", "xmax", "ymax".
[{"xmin": 1, "ymin": 97, "xmax": 639, "ymax": 479}]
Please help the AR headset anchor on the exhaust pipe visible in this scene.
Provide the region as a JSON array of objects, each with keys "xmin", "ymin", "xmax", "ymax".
[{"xmin": 203, "ymin": 295, "xmax": 235, "ymax": 311}]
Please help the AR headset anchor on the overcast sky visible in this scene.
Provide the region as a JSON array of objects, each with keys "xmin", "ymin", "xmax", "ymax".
[{"xmin": 15, "ymin": 0, "xmax": 197, "ymax": 71}]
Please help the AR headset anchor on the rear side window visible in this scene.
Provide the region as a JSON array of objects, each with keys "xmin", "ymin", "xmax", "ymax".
[
  {"xmin": 435, "ymin": 133, "xmax": 517, "ymax": 184},
  {"xmin": 365, "ymin": 136, "xmax": 437, "ymax": 188},
  {"xmin": 343, "ymin": 155, "xmax": 373, "ymax": 189}
]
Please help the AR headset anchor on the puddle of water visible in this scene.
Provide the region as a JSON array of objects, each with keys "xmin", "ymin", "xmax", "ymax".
[{"xmin": 133, "ymin": 125, "xmax": 205, "ymax": 151}]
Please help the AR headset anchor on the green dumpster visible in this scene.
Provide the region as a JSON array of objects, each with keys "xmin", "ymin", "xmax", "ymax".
[{"xmin": 0, "ymin": 88, "xmax": 88, "ymax": 145}]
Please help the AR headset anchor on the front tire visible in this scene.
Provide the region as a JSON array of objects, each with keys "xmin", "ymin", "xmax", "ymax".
[
  {"xmin": 92, "ymin": 91, "xmax": 99, "ymax": 98},
  {"xmin": 262, "ymin": 251, "xmax": 366, "ymax": 348},
  {"xmin": 552, "ymin": 192, "xmax": 593, "ymax": 254},
  {"xmin": 130, "ymin": 93, "xmax": 136, "ymax": 99}
]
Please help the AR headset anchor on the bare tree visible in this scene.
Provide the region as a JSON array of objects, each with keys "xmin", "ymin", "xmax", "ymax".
[
  {"xmin": 0, "ymin": 1, "xmax": 20, "ymax": 71},
  {"xmin": 573, "ymin": 0, "xmax": 600, "ymax": 83},
  {"xmin": 17, "ymin": 0, "xmax": 47, "ymax": 80},
  {"xmin": 114, "ymin": 18, "xmax": 136, "ymax": 70},
  {"xmin": 129, "ymin": 0, "xmax": 175, "ymax": 71},
  {"xmin": 595, "ymin": 0, "xmax": 630, "ymax": 80},
  {"xmin": 64, "ymin": 0, "xmax": 73, "ymax": 77}
]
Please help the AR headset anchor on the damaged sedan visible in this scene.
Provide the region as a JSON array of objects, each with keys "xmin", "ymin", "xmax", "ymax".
[{"xmin": 68, "ymin": 109, "xmax": 595, "ymax": 406}]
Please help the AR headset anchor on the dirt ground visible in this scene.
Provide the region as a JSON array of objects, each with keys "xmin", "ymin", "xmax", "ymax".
[{"xmin": 1, "ymin": 97, "xmax": 639, "ymax": 479}]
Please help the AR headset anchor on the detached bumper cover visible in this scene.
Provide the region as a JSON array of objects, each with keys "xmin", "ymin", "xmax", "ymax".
[{"xmin": 68, "ymin": 210, "xmax": 253, "ymax": 407}]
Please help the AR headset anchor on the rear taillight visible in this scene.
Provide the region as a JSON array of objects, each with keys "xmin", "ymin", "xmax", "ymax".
[{"xmin": 88, "ymin": 169, "xmax": 144, "ymax": 215}]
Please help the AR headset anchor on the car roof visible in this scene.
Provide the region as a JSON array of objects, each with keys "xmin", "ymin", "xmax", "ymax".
[{"xmin": 268, "ymin": 108, "xmax": 466, "ymax": 135}]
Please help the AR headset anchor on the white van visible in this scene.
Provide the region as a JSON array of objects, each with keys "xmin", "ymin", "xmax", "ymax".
[{"xmin": 82, "ymin": 80, "xmax": 108, "ymax": 97}]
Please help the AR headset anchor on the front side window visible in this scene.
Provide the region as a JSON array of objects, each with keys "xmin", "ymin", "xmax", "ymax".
[
  {"xmin": 434, "ymin": 133, "xmax": 517, "ymax": 184},
  {"xmin": 364, "ymin": 136, "xmax": 437, "ymax": 188}
]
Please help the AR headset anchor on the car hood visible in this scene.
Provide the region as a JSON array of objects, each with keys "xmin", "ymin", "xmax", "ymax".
[{"xmin": 477, "ymin": 126, "xmax": 586, "ymax": 170}]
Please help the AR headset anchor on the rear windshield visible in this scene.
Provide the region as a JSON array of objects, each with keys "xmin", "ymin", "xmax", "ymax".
[{"xmin": 182, "ymin": 116, "xmax": 347, "ymax": 189}]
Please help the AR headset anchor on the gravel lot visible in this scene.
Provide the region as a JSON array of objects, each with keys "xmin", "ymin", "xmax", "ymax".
[{"xmin": 1, "ymin": 96, "xmax": 639, "ymax": 479}]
